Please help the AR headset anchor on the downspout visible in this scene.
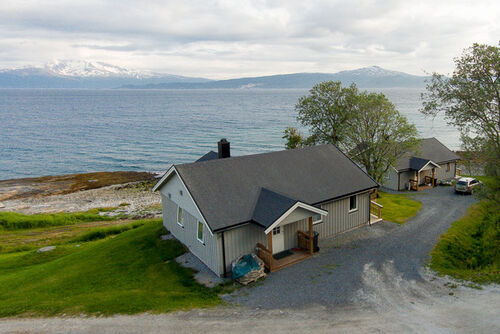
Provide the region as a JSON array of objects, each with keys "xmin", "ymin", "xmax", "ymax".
[{"xmin": 221, "ymin": 231, "xmax": 227, "ymax": 278}]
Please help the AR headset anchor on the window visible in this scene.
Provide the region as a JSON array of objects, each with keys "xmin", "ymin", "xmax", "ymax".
[
  {"xmin": 349, "ymin": 195, "xmax": 357, "ymax": 212},
  {"xmin": 177, "ymin": 207, "xmax": 184, "ymax": 227},
  {"xmin": 446, "ymin": 163, "xmax": 450, "ymax": 172},
  {"xmin": 272, "ymin": 226, "xmax": 281, "ymax": 235},
  {"xmin": 197, "ymin": 221, "xmax": 204, "ymax": 243},
  {"xmin": 312, "ymin": 213, "xmax": 323, "ymax": 224}
]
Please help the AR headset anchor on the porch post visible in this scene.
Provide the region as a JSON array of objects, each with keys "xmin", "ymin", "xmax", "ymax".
[
  {"xmin": 416, "ymin": 171, "xmax": 420, "ymax": 191},
  {"xmin": 267, "ymin": 232, "xmax": 273, "ymax": 271},
  {"xmin": 267, "ymin": 232, "xmax": 273, "ymax": 254},
  {"xmin": 308, "ymin": 217, "xmax": 314, "ymax": 255},
  {"xmin": 432, "ymin": 168, "xmax": 435, "ymax": 187}
]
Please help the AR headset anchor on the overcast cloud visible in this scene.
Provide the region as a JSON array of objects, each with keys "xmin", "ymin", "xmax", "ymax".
[{"xmin": 0, "ymin": 0, "xmax": 498, "ymax": 79}]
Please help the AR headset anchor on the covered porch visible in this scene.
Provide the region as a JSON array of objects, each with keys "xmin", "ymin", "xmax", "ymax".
[
  {"xmin": 408, "ymin": 157, "xmax": 440, "ymax": 191},
  {"xmin": 252, "ymin": 191, "xmax": 328, "ymax": 272},
  {"xmin": 256, "ymin": 217, "xmax": 316, "ymax": 272}
]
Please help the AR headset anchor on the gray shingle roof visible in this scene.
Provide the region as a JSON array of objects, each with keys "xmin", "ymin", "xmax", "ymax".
[
  {"xmin": 409, "ymin": 157, "xmax": 431, "ymax": 171},
  {"xmin": 395, "ymin": 138, "xmax": 460, "ymax": 171},
  {"xmin": 195, "ymin": 151, "xmax": 218, "ymax": 162},
  {"xmin": 174, "ymin": 144, "xmax": 378, "ymax": 232},
  {"xmin": 251, "ymin": 188, "xmax": 297, "ymax": 229}
]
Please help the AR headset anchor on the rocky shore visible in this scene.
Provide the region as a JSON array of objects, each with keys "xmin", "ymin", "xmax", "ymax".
[{"xmin": 0, "ymin": 171, "xmax": 162, "ymax": 217}]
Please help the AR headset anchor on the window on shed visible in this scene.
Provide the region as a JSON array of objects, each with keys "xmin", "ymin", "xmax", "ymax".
[
  {"xmin": 197, "ymin": 221, "xmax": 204, "ymax": 243},
  {"xmin": 349, "ymin": 195, "xmax": 357, "ymax": 212},
  {"xmin": 177, "ymin": 207, "xmax": 183, "ymax": 226}
]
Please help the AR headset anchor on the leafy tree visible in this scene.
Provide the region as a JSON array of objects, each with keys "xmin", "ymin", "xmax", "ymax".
[
  {"xmin": 284, "ymin": 81, "xmax": 419, "ymax": 183},
  {"xmin": 421, "ymin": 42, "xmax": 499, "ymax": 202}
]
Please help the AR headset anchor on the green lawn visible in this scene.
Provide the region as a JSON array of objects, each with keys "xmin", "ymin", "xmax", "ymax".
[
  {"xmin": 430, "ymin": 202, "xmax": 500, "ymax": 284},
  {"xmin": 376, "ymin": 191, "xmax": 422, "ymax": 224},
  {"xmin": 0, "ymin": 221, "xmax": 221, "ymax": 316},
  {"xmin": 0, "ymin": 208, "xmax": 120, "ymax": 230}
]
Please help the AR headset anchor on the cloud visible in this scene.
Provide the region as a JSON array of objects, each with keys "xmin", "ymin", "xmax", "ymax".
[{"xmin": 0, "ymin": 0, "xmax": 498, "ymax": 78}]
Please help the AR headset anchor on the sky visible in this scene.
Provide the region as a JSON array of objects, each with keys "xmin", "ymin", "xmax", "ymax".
[{"xmin": 0, "ymin": 0, "xmax": 499, "ymax": 79}]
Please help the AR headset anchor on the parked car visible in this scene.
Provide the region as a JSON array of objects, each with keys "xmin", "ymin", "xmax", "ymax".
[{"xmin": 454, "ymin": 177, "xmax": 482, "ymax": 194}]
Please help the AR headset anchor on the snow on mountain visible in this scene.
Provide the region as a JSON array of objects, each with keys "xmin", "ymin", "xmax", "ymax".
[
  {"xmin": 44, "ymin": 60, "xmax": 164, "ymax": 78},
  {"xmin": 337, "ymin": 65, "xmax": 413, "ymax": 77}
]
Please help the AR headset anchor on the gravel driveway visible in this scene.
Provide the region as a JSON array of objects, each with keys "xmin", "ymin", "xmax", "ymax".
[{"xmin": 226, "ymin": 186, "xmax": 476, "ymax": 308}]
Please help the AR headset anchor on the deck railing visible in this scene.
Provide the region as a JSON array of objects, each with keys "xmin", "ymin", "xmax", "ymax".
[
  {"xmin": 297, "ymin": 230, "xmax": 312, "ymax": 253},
  {"xmin": 370, "ymin": 200, "xmax": 383, "ymax": 219},
  {"xmin": 256, "ymin": 242, "xmax": 274, "ymax": 271}
]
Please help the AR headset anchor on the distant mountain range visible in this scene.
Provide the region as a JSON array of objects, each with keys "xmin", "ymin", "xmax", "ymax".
[
  {"xmin": 0, "ymin": 61, "xmax": 428, "ymax": 89},
  {"xmin": 0, "ymin": 60, "xmax": 211, "ymax": 89}
]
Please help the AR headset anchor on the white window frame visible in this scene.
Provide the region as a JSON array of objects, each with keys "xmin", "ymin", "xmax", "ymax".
[
  {"xmin": 312, "ymin": 213, "xmax": 323, "ymax": 224},
  {"xmin": 197, "ymin": 221, "xmax": 204, "ymax": 244},
  {"xmin": 348, "ymin": 195, "xmax": 358, "ymax": 213},
  {"xmin": 177, "ymin": 206, "xmax": 184, "ymax": 227},
  {"xmin": 272, "ymin": 226, "xmax": 281, "ymax": 235}
]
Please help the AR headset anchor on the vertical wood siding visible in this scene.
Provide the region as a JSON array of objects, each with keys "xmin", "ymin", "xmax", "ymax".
[
  {"xmin": 435, "ymin": 162, "xmax": 456, "ymax": 180},
  {"xmin": 220, "ymin": 224, "xmax": 267, "ymax": 274},
  {"xmin": 161, "ymin": 194, "xmax": 220, "ymax": 275},
  {"xmin": 383, "ymin": 169, "xmax": 399, "ymax": 190},
  {"xmin": 283, "ymin": 219, "xmax": 308, "ymax": 250},
  {"xmin": 314, "ymin": 192, "xmax": 370, "ymax": 239}
]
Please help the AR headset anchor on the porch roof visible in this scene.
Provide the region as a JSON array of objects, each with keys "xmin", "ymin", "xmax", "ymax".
[
  {"xmin": 251, "ymin": 188, "xmax": 327, "ymax": 233},
  {"xmin": 409, "ymin": 157, "xmax": 440, "ymax": 171}
]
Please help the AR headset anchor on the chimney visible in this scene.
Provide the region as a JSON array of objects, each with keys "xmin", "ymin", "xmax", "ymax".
[{"xmin": 218, "ymin": 138, "xmax": 230, "ymax": 159}]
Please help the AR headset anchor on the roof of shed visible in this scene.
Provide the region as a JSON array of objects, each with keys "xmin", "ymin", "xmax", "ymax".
[
  {"xmin": 195, "ymin": 150, "xmax": 218, "ymax": 162},
  {"xmin": 172, "ymin": 144, "xmax": 378, "ymax": 232},
  {"xmin": 395, "ymin": 138, "xmax": 460, "ymax": 171}
]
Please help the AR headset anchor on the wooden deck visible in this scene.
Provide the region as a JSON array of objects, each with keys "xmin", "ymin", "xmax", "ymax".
[{"xmin": 272, "ymin": 249, "xmax": 312, "ymax": 271}]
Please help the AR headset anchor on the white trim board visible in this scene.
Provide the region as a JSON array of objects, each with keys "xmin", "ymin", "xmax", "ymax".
[
  {"xmin": 153, "ymin": 166, "xmax": 214, "ymax": 236},
  {"xmin": 264, "ymin": 202, "xmax": 328, "ymax": 235}
]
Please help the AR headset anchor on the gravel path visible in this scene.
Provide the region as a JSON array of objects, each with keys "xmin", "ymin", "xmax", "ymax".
[{"xmin": 226, "ymin": 186, "xmax": 477, "ymax": 308}]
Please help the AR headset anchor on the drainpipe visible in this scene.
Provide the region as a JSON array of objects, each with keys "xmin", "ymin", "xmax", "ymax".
[{"xmin": 221, "ymin": 231, "xmax": 227, "ymax": 278}]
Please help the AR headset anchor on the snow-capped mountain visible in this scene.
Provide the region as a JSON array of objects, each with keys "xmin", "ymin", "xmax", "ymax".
[
  {"xmin": 0, "ymin": 60, "xmax": 211, "ymax": 88},
  {"xmin": 44, "ymin": 60, "xmax": 165, "ymax": 78}
]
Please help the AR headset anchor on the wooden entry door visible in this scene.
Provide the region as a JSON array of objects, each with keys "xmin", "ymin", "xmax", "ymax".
[{"xmin": 272, "ymin": 226, "xmax": 284, "ymax": 254}]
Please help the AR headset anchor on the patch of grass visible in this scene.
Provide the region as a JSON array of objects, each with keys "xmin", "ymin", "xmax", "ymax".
[
  {"xmin": 0, "ymin": 221, "xmax": 221, "ymax": 316},
  {"xmin": 71, "ymin": 221, "xmax": 146, "ymax": 242},
  {"xmin": 430, "ymin": 202, "xmax": 499, "ymax": 284},
  {"xmin": 0, "ymin": 209, "xmax": 120, "ymax": 231},
  {"xmin": 0, "ymin": 219, "xmax": 146, "ymax": 254},
  {"xmin": 119, "ymin": 202, "xmax": 131, "ymax": 207},
  {"xmin": 376, "ymin": 192, "xmax": 422, "ymax": 224}
]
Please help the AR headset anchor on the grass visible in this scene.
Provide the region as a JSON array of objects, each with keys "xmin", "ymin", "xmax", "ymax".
[
  {"xmin": 0, "ymin": 208, "xmax": 120, "ymax": 231},
  {"xmin": 0, "ymin": 219, "xmax": 148, "ymax": 254},
  {"xmin": 0, "ymin": 221, "xmax": 221, "ymax": 316},
  {"xmin": 430, "ymin": 201, "xmax": 500, "ymax": 284},
  {"xmin": 70, "ymin": 221, "xmax": 146, "ymax": 242},
  {"xmin": 376, "ymin": 191, "xmax": 422, "ymax": 224}
]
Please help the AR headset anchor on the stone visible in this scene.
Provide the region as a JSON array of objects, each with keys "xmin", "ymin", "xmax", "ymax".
[
  {"xmin": 160, "ymin": 234, "xmax": 175, "ymax": 241},
  {"xmin": 37, "ymin": 246, "xmax": 56, "ymax": 253}
]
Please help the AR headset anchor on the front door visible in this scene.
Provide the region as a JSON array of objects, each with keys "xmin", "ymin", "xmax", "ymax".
[{"xmin": 272, "ymin": 226, "xmax": 284, "ymax": 254}]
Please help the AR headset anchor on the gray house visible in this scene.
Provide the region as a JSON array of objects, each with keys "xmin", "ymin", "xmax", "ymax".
[
  {"xmin": 383, "ymin": 137, "xmax": 460, "ymax": 191},
  {"xmin": 153, "ymin": 140, "xmax": 379, "ymax": 277}
]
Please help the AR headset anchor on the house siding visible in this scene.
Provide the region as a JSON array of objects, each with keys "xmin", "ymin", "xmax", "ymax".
[
  {"xmin": 383, "ymin": 169, "xmax": 400, "ymax": 191},
  {"xmin": 283, "ymin": 218, "xmax": 309, "ymax": 250},
  {"xmin": 314, "ymin": 192, "xmax": 370, "ymax": 238},
  {"xmin": 219, "ymin": 223, "xmax": 267, "ymax": 275},
  {"xmin": 435, "ymin": 161, "xmax": 456, "ymax": 180},
  {"xmin": 161, "ymin": 193, "xmax": 220, "ymax": 275}
]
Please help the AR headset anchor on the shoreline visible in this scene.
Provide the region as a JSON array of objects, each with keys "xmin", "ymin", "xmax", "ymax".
[{"xmin": 0, "ymin": 171, "xmax": 161, "ymax": 215}]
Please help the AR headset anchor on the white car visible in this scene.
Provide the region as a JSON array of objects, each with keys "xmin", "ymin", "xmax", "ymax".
[{"xmin": 454, "ymin": 177, "xmax": 481, "ymax": 194}]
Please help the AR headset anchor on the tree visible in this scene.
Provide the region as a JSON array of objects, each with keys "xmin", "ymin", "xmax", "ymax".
[
  {"xmin": 421, "ymin": 42, "xmax": 499, "ymax": 179},
  {"xmin": 283, "ymin": 81, "xmax": 419, "ymax": 183}
]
